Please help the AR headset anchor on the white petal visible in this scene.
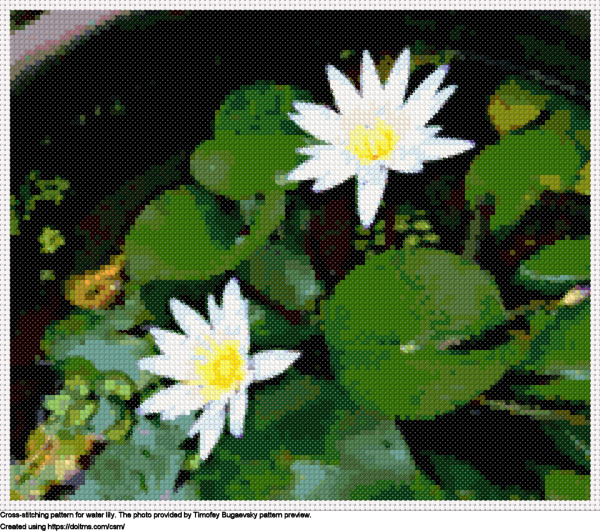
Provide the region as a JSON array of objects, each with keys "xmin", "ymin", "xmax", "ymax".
[
  {"xmin": 420, "ymin": 138, "xmax": 476, "ymax": 162},
  {"xmin": 138, "ymin": 354, "xmax": 196, "ymax": 381},
  {"xmin": 207, "ymin": 295, "xmax": 223, "ymax": 329},
  {"xmin": 296, "ymin": 145, "xmax": 333, "ymax": 157},
  {"xmin": 311, "ymin": 149, "xmax": 358, "ymax": 191},
  {"xmin": 403, "ymin": 64, "xmax": 450, "ymax": 125},
  {"xmin": 138, "ymin": 383, "xmax": 206, "ymax": 421},
  {"xmin": 407, "ymin": 85, "xmax": 458, "ymax": 127},
  {"xmin": 388, "ymin": 142, "xmax": 426, "ymax": 173},
  {"xmin": 287, "ymin": 147, "xmax": 357, "ymax": 189},
  {"xmin": 360, "ymin": 50, "xmax": 382, "ymax": 101},
  {"xmin": 229, "ymin": 388, "xmax": 248, "ymax": 438},
  {"xmin": 424, "ymin": 125, "xmax": 443, "ymax": 138},
  {"xmin": 384, "ymin": 48, "xmax": 411, "ymax": 103},
  {"xmin": 289, "ymin": 104, "xmax": 341, "ymax": 144},
  {"xmin": 252, "ymin": 350, "xmax": 301, "ymax": 381},
  {"xmin": 147, "ymin": 328, "xmax": 189, "ymax": 356},
  {"xmin": 169, "ymin": 299, "xmax": 211, "ymax": 341},
  {"xmin": 218, "ymin": 279, "xmax": 250, "ymax": 355},
  {"xmin": 356, "ymin": 165, "xmax": 388, "ymax": 228},
  {"xmin": 432, "ymin": 84, "xmax": 457, "ymax": 111},
  {"xmin": 327, "ymin": 64, "xmax": 362, "ymax": 114},
  {"xmin": 190, "ymin": 401, "xmax": 227, "ymax": 459}
]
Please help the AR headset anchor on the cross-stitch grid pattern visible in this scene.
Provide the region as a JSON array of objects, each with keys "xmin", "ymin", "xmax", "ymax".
[{"xmin": 7, "ymin": 6, "xmax": 595, "ymax": 507}]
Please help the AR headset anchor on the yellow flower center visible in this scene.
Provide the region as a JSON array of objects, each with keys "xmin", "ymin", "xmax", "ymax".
[
  {"xmin": 182, "ymin": 340, "xmax": 245, "ymax": 395},
  {"xmin": 347, "ymin": 118, "xmax": 399, "ymax": 164}
]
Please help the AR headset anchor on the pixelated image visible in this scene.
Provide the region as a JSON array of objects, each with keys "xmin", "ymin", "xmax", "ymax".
[{"xmin": 10, "ymin": 10, "xmax": 591, "ymax": 501}]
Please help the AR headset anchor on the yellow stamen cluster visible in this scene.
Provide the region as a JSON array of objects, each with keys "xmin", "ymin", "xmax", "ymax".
[
  {"xmin": 348, "ymin": 118, "xmax": 398, "ymax": 164},
  {"xmin": 183, "ymin": 340, "xmax": 245, "ymax": 398}
]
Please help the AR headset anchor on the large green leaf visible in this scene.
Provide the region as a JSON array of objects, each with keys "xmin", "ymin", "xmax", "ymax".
[
  {"xmin": 323, "ymin": 248, "xmax": 521, "ymax": 419},
  {"xmin": 190, "ymin": 132, "xmax": 307, "ymax": 200},
  {"xmin": 123, "ymin": 186, "xmax": 243, "ymax": 283},
  {"xmin": 324, "ymin": 249, "xmax": 506, "ymax": 351},
  {"xmin": 52, "ymin": 337, "xmax": 149, "ymax": 385},
  {"xmin": 465, "ymin": 129, "xmax": 582, "ymax": 233},
  {"xmin": 513, "ymin": 239, "xmax": 590, "ymax": 295},
  {"xmin": 528, "ymin": 300, "xmax": 590, "ymax": 374},
  {"xmin": 488, "ymin": 77, "xmax": 551, "ymax": 134},
  {"xmin": 332, "ymin": 340, "xmax": 528, "ymax": 420}
]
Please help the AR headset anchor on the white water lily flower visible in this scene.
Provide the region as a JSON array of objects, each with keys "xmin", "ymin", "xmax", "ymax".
[
  {"xmin": 287, "ymin": 49, "xmax": 475, "ymax": 228},
  {"xmin": 137, "ymin": 278, "xmax": 301, "ymax": 460}
]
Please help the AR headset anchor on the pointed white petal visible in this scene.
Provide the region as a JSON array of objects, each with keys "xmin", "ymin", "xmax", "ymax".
[
  {"xmin": 407, "ymin": 84, "xmax": 458, "ymax": 127},
  {"xmin": 296, "ymin": 145, "xmax": 335, "ymax": 157},
  {"xmin": 432, "ymin": 84, "xmax": 457, "ymax": 111},
  {"xmin": 207, "ymin": 295, "xmax": 223, "ymax": 329},
  {"xmin": 288, "ymin": 104, "xmax": 341, "ymax": 144},
  {"xmin": 327, "ymin": 64, "xmax": 362, "ymax": 114},
  {"xmin": 384, "ymin": 48, "xmax": 411, "ymax": 103},
  {"xmin": 217, "ymin": 279, "xmax": 250, "ymax": 355},
  {"xmin": 138, "ymin": 383, "xmax": 206, "ymax": 421},
  {"xmin": 356, "ymin": 165, "xmax": 388, "ymax": 228},
  {"xmin": 229, "ymin": 388, "xmax": 248, "ymax": 438},
  {"xmin": 169, "ymin": 299, "xmax": 211, "ymax": 341},
  {"xmin": 403, "ymin": 64, "xmax": 450, "ymax": 125},
  {"xmin": 311, "ymin": 149, "xmax": 358, "ymax": 191},
  {"xmin": 138, "ymin": 354, "xmax": 196, "ymax": 381},
  {"xmin": 388, "ymin": 139, "xmax": 427, "ymax": 173},
  {"xmin": 287, "ymin": 147, "xmax": 357, "ymax": 188},
  {"xmin": 360, "ymin": 50, "xmax": 382, "ymax": 101},
  {"xmin": 252, "ymin": 350, "xmax": 301, "ymax": 381},
  {"xmin": 424, "ymin": 125, "xmax": 443, "ymax": 138},
  {"xmin": 147, "ymin": 328, "xmax": 189, "ymax": 356},
  {"xmin": 388, "ymin": 154, "xmax": 425, "ymax": 173},
  {"xmin": 191, "ymin": 401, "xmax": 227, "ymax": 459},
  {"xmin": 420, "ymin": 138, "xmax": 476, "ymax": 162}
]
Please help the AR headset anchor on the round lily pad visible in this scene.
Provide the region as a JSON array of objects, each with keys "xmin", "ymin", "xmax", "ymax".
[
  {"xmin": 323, "ymin": 248, "xmax": 514, "ymax": 419},
  {"xmin": 513, "ymin": 239, "xmax": 590, "ymax": 295}
]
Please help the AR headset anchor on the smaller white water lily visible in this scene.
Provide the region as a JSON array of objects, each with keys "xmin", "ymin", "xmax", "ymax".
[
  {"xmin": 287, "ymin": 49, "xmax": 475, "ymax": 228},
  {"xmin": 137, "ymin": 278, "xmax": 301, "ymax": 460}
]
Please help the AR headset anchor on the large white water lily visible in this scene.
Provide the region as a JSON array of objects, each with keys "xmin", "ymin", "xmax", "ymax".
[
  {"xmin": 287, "ymin": 49, "xmax": 475, "ymax": 228},
  {"xmin": 137, "ymin": 278, "xmax": 301, "ymax": 460}
]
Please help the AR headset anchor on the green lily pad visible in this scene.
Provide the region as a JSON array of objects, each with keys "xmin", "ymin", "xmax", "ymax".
[
  {"xmin": 513, "ymin": 239, "xmax": 590, "ymax": 295},
  {"xmin": 488, "ymin": 78, "xmax": 551, "ymax": 134},
  {"xmin": 324, "ymin": 249, "xmax": 506, "ymax": 351},
  {"xmin": 332, "ymin": 340, "xmax": 528, "ymax": 420},
  {"xmin": 190, "ymin": 132, "xmax": 306, "ymax": 200},
  {"xmin": 528, "ymin": 300, "xmax": 590, "ymax": 374},
  {"xmin": 124, "ymin": 186, "xmax": 244, "ymax": 283},
  {"xmin": 322, "ymin": 248, "xmax": 523, "ymax": 420},
  {"xmin": 465, "ymin": 129, "xmax": 582, "ymax": 234}
]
